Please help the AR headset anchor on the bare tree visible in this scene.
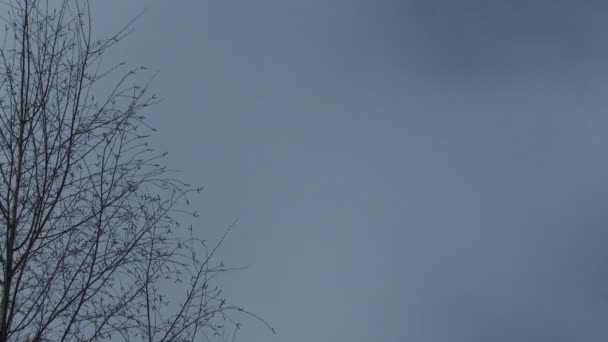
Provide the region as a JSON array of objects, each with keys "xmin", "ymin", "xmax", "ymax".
[{"xmin": 0, "ymin": 1, "xmax": 270, "ymax": 341}]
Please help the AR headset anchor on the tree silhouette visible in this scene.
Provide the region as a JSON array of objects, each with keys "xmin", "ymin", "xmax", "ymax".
[{"xmin": 0, "ymin": 1, "xmax": 269, "ymax": 341}]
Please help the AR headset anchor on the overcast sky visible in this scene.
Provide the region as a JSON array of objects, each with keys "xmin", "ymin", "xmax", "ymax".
[{"xmin": 96, "ymin": 1, "xmax": 608, "ymax": 341}]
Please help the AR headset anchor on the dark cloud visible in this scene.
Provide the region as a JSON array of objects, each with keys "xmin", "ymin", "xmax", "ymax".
[{"xmin": 91, "ymin": 1, "xmax": 608, "ymax": 341}]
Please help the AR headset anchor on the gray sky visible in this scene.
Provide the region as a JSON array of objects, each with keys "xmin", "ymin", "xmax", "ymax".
[{"xmin": 97, "ymin": 1, "xmax": 608, "ymax": 341}]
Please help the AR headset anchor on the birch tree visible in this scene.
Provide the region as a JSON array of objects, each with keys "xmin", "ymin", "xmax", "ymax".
[{"xmin": 0, "ymin": 1, "xmax": 267, "ymax": 341}]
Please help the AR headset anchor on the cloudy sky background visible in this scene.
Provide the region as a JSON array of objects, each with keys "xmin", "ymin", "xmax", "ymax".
[{"xmin": 95, "ymin": 1, "xmax": 608, "ymax": 341}]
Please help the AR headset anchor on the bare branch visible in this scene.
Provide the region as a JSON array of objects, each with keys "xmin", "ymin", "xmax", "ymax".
[{"xmin": 0, "ymin": 1, "xmax": 271, "ymax": 341}]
